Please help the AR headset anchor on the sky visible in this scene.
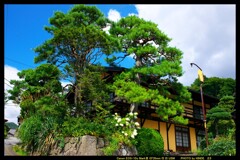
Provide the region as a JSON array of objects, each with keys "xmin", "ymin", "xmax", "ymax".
[{"xmin": 4, "ymin": 4, "xmax": 236, "ymax": 124}]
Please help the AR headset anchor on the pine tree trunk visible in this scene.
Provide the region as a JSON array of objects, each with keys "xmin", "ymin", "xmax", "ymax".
[
  {"xmin": 74, "ymin": 72, "xmax": 82, "ymax": 117},
  {"xmin": 130, "ymin": 57, "xmax": 142, "ymax": 113}
]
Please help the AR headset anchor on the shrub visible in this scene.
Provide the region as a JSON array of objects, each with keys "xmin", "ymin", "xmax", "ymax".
[
  {"xmin": 61, "ymin": 117, "xmax": 101, "ymax": 137},
  {"xmin": 62, "ymin": 112, "xmax": 140, "ymax": 138},
  {"xmin": 135, "ymin": 128, "xmax": 164, "ymax": 156},
  {"xmin": 13, "ymin": 145, "xmax": 28, "ymax": 156},
  {"xmin": 199, "ymin": 137, "xmax": 214, "ymax": 150},
  {"xmin": 112, "ymin": 112, "xmax": 140, "ymax": 141},
  {"xmin": 17, "ymin": 115, "xmax": 60, "ymax": 153},
  {"xmin": 103, "ymin": 133, "xmax": 123, "ymax": 156},
  {"xmin": 17, "ymin": 115, "xmax": 43, "ymax": 152},
  {"xmin": 102, "ymin": 112, "xmax": 140, "ymax": 155},
  {"xmin": 198, "ymin": 136, "xmax": 236, "ymax": 156}
]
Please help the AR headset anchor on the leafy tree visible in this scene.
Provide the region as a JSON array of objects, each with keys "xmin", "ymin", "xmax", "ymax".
[
  {"xmin": 72, "ymin": 65, "xmax": 114, "ymax": 118},
  {"xmin": 190, "ymin": 77, "xmax": 235, "ymax": 99},
  {"xmin": 206, "ymin": 96, "xmax": 235, "ymax": 137},
  {"xmin": 33, "ymin": 4, "xmax": 120, "ymax": 116},
  {"xmin": 217, "ymin": 96, "xmax": 235, "ymax": 113},
  {"xmin": 218, "ymin": 79, "xmax": 236, "ymax": 100},
  {"xmin": 206, "ymin": 107, "xmax": 232, "ymax": 137},
  {"xmin": 8, "ymin": 64, "xmax": 64, "ymax": 119},
  {"xmin": 108, "ymin": 16, "xmax": 191, "ymax": 124}
]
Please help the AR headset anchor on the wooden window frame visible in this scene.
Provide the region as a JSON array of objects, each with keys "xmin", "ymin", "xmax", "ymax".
[
  {"xmin": 196, "ymin": 130, "xmax": 205, "ymax": 148},
  {"xmin": 193, "ymin": 105, "xmax": 204, "ymax": 120},
  {"xmin": 175, "ymin": 126, "xmax": 191, "ymax": 152}
]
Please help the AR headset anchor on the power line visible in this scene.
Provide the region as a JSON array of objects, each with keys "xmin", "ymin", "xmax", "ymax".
[
  {"xmin": 4, "ymin": 78, "xmax": 12, "ymax": 83},
  {"xmin": 4, "ymin": 104, "xmax": 19, "ymax": 106},
  {"xmin": 4, "ymin": 78, "xmax": 25, "ymax": 92},
  {"xmin": 4, "ymin": 82, "xmax": 13, "ymax": 89},
  {"xmin": 5, "ymin": 57, "xmax": 35, "ymax": 68},
  {"xmin": 4, "ymin": 78, "xmax": 15, "ymax": 89}
]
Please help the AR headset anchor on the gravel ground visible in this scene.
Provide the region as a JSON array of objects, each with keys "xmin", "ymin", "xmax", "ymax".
[
  {"xmin": 4, "ymin": 136, "xmax": 22, "ymax": 156},
  {"xmin": 4, "ymin": 144, "xmax": 17, "ymax": 156}
]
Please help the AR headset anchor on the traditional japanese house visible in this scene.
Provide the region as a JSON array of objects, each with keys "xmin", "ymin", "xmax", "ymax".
[{"xmin": 67, "ymin": 66, "xmax": 220, "ymax": 153}]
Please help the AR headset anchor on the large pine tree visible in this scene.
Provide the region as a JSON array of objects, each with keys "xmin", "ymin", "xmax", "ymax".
[
  {"xmin": 109, "ymin": 16, "xmax": 191, "ymax": 124},
  {"xmin": 33, "ymin": 5, "xmax": 119, "ymax": 116}
]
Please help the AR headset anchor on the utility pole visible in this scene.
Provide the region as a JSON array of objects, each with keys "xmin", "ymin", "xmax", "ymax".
[{"xmin": 190, "ymin": 63, "xmax": 208, "ymax": 147}]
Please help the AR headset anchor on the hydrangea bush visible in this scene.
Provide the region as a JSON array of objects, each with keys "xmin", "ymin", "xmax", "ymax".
[
  {"xmin": 114, "ymin": 112, "xmax": 140, "ymax": 139},
  {"xmin": 103, "ymin": 112, "xmax": 140, "ymax": 155}
]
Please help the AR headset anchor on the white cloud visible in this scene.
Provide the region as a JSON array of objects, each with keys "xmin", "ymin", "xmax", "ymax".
[
  {"xmin": 4, "ymin": 65, "xmax": 21, "ymax": 124},
  {"xmin": 103, "ymin": 24, "xmax": 111, "ymax": 34},
  {"xmin": 128, "ymin": 13, "xmax": 137, "ymax": 16},
  {"xmin": 108, "ymin": 9, "xmax": 121, "ymax": 22},
  {"xmin": 4, "ymin": 101, "xmax": 20, "ymax": 125},
  {"xmin": 61, "ymin": 81, "xmax": 71, "ymax": 88},
  {"xmin": 103, "ymin": 9, "xmax": 121, "ymax": 34},
  {"xmin": 135, "ymin": 4, "xmax": 236, "ymax": 86},
  {"xmin": 4, "ymin": 65, "xmax": 21, "ymax": 90}
]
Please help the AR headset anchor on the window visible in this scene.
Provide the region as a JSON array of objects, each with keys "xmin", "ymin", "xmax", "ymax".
[
  {"xmin": 109, "ymin": 93, "xmax": 114, "ymax": 102},
  {"xmin": 141, "ymin": 102, "xmax": 149, "ymax": 108},
  {"xmin": 175, "ymin": 126, "xmax": 190, "ymax": 152},
  {"xmin": 193, "ymin": 105, "xmax": 203, "ymax": 120}
]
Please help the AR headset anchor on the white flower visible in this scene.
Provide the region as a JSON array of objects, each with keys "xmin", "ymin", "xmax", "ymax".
[
  {"xmin": 126, "ymin": 122, "xmax": 129, "ymax": 126},
  {"xmin": 115, "ymin": 124, "xmax": 119, "ymax": 126},
  {"xmin": 124, "ymin": 133, "xmax": 128, "ymax": 136},
  {"xmin": 120, "ymin": 123, "xmax": 124, "ymax": 127},
  {"xmin": 117, "ymin": 118, "xmax": 121, "ymax": 123},
  {"xmin": 122, "ymin": 131, "xmax": 125, "ymax": 134},
  {"xmin": 133, "ymin": 129, "xmax": 138, "ymax": 136},
  {"xmin": 131, "ymin": 134, "xmax": 135, "ymax": 139},
  {"xmin": 125, "ymin": 118, "xmax": 130, "ymax": 121},
  {"xmin": 115, "ymin": 113, "xmax": 118, "ymax": 116},
  {"xmin": 134, "ymin": 112, "xmax": 138, "ymax": 116},
  {"xmin": 135, "ymin": 122, "xmax": 140, "ymax": 126},
  {"xmin": 129, "ymin": 112, "xmax": 133, "ymax": 116},
  {"xmin": 114, "ymin": 117, "xmax": 118, "ymax": 120}
]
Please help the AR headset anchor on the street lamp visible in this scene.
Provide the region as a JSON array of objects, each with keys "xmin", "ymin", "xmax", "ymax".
[{"xmin": 190, "ymin": 63, "xmax": 209, "ymax": 147}]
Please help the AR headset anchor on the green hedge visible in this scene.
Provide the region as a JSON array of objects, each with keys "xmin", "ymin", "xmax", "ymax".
[{"xmin": 135, "ymin": 128, "xmax": 164, "ymax": 156}]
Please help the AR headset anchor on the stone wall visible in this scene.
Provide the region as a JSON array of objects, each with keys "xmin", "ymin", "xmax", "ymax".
[{"xmin": 32, "ymin": 135, "xmax": 137, "ymax": 156}]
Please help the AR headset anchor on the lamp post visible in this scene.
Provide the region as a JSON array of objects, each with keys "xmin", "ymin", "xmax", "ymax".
[{"xmin": 190, "ymin": 63, "xmax": 209, "ymax": 147}]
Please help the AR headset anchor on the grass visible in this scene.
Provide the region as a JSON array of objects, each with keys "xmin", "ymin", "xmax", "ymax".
[{"xmin": 12, "ymin": 145, "xmax": 28, "ymax": 156}]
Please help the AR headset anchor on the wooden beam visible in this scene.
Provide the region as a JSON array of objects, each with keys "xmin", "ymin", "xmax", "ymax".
[
  {"xmin": 167, "ymin": 122, "xmax": 172, "ymax": 131},
  {"xmin": 158, "ymin": 120, "xmax": 160, "ymax": 132},
  {"xmin": 141, "ymin": 118, "xmax": 146, "ymax": 127},
  {"xmin": 166, "ymin": 122, "xmax": 172, "ymax": 151}
]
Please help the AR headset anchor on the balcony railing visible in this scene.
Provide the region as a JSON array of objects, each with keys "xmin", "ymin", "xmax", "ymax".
[{"xmin": 110, "ymin": 93, "xmax": 204, "ymax": 121}]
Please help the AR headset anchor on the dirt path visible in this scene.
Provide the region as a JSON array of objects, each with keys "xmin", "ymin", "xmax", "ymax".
[
  {"xmin": 4, "ymin": 144, "xmax": 17, "ymax": 156},
  {"xmin": 4, "ymin": 136, "xmax": 21, "ymax": 156}
]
